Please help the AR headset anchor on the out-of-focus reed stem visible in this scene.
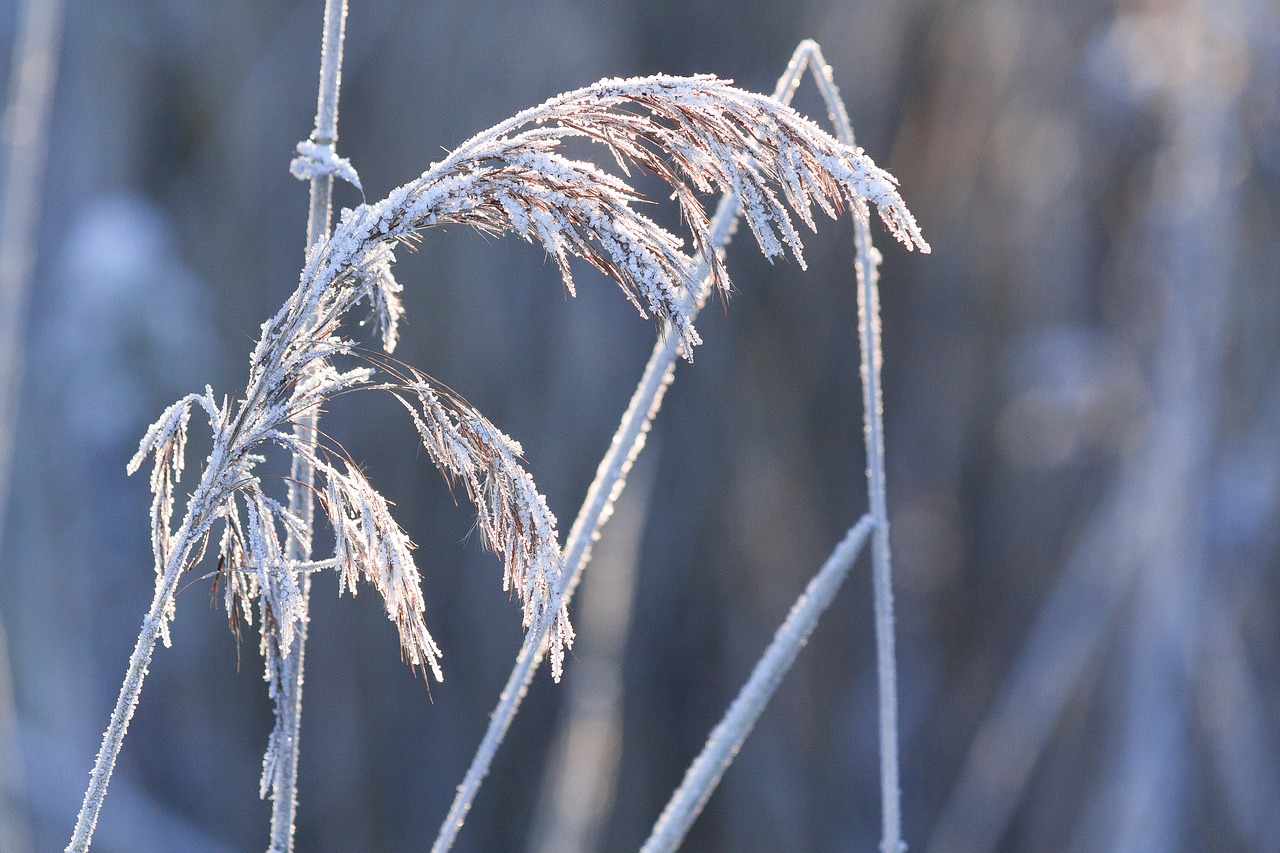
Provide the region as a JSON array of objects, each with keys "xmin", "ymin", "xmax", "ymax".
[
  {"xmin": 0, "ymin": 1, "xmax": 66, "ymax": 847},
  {"xmin": 434, "ymin": 39, "xmax": 909, "ymax": 852}
]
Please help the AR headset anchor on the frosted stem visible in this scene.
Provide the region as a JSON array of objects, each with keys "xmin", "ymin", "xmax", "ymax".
[
  {"xmin": 859, "ymin": 219, "xmax": 903, "ymax": 853},
  {"xmin": 269, "ymin": 2, "xmax": 349, "ymax": 851},
  {"xmin": 431, "ymin": 42, "xmax": 836, "ymax": 853},
  {"xmin": 789, "ymin": 38, "xmax": 906, "ymax": 853},
  {"xmin": 641, "ymin": 516, "xmax": 877, "ymax": 852},
  {"xmin": 67, "ymin": 464, "xmax": 225, "ymax": 852}
]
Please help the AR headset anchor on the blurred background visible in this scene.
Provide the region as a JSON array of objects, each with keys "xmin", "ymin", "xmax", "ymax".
[{"xmin": 2, "ymin": 0, "xmax": 1279, "ymax": 850}]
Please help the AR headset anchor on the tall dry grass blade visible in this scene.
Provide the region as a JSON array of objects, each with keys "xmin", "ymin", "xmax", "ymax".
[{"xmin": 434, "ymin": 41, "xmax": 926, "ymax": 852}]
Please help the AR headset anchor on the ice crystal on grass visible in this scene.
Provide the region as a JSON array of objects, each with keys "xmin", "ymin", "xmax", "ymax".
[{"xmin": 290, "ymin": 138, "xmax": 363, "ymax": 192}]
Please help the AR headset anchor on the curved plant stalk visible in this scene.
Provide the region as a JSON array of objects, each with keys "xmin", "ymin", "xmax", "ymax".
[
  {"xmin": 69, "ymin": 63, "xmax": 923, "ymax": 853},
  {"xmin": 638, "ymin": 40, "xmax": 909, "ymax": 852},
  {"xmin": 433, "ymin": 39, "xmax": 924, "ymax": 852},
  {"xmin": 266, "ymin": 1, "xmax": 349, "ymax": 851},
  {"xmin": 641, "ymin": 515, "xmax": 877, "ymax": 852}
]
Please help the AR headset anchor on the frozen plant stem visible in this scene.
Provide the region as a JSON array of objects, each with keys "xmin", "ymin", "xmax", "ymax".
[
  {"xmin": 849, "ymin": 92, "xmax": 904, "ymax": 853},
  {"xmin": 642, "ymin": 515, "xmax": 877, "ymax": 852},
  {"xmin": 433, "ymin": 39, "xmax": 911, "ymax": 853},
  {"xmin": 860, "ymin": 205, "xmax": 903, "ymax": 853},
  {"xmin": 268, "ymin": 2, "xmax": 349, "ymax": 851},
  {"xmin": 782, "ymin": 40, "xmax": 904, "ymax": 851},
  {"xmin": 67, "ymin": 457, "xmax": 227, "ymax": 852}
]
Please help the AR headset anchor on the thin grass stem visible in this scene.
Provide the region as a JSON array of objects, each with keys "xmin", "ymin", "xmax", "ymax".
[
  {"xmin": 640, "ymin": 515, "xmax": 877, "ymax": 852},
  {"xmin": 66, "ymin": 450, "xmax": 228, "ymax": 852},
  {"xmin": 431, "ymin": 41, "xmax": 847, "ymax": 852},
  {"xmin": 779, "ymin": 38, "xmax": 906, "ymax": 852}
]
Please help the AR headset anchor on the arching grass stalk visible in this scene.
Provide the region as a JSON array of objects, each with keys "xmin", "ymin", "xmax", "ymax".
[{"xmin": 433, "ymin": 39, "xmax": 923, "ymax": 852}]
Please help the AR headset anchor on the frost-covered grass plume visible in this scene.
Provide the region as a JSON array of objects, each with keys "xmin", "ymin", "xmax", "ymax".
[{"xmin": 67, "ymin": 23, "xmax": 927, "ymax": 853}]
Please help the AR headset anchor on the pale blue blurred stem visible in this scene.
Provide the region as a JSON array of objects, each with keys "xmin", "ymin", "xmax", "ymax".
[
  {"xmin": 641, "ymin": 516, "xmax": 877, "ymax": 852},
  {"xmin": 527, "ymin": 457, "xmax": 656, "ymax": 853},
  {"xmin": 0, "ymin": 1, "xmax": 67, "ymax": 850},
  {"xmin": 929, "ymin": 5, "xmax": 1245, "ymax": 850}
]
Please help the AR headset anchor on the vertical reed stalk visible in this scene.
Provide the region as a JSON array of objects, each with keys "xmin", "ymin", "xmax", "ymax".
[
  {"xmin": 859, "ymin": 206, "xmax": 903, "ymax": 853},
  {"xmin": 0, "ymin": 0, "xmax": 65, "ymax": 538},
  {"xmin": 268, "ymin": 2, "xmax": 349, "ymax": 851}
]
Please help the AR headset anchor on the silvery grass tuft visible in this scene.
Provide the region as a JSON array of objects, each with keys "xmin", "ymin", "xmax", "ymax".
[{"xmin": 68, "ymin": 61, "xmax": 926, "ymax": 852}]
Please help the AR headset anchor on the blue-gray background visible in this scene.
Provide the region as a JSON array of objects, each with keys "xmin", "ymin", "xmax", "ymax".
[{"xmin": 3, "ymin": 0, "xmax": 1280, "ymax": 850}]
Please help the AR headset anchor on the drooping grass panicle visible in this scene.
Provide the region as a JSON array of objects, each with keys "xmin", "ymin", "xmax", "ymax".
[
  {"xmin": 297, "ymin": 74, "xmax": 927, "ymax": 362},
  {"xmin": 395, "ymin": 378, "xmax": 567, "ymax": 660}
]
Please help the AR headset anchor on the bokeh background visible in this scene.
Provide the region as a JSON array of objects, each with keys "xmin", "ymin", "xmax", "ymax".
[{"xmin": 3, "ymin": 0, "xmax": 1280, "ymax": 850}]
